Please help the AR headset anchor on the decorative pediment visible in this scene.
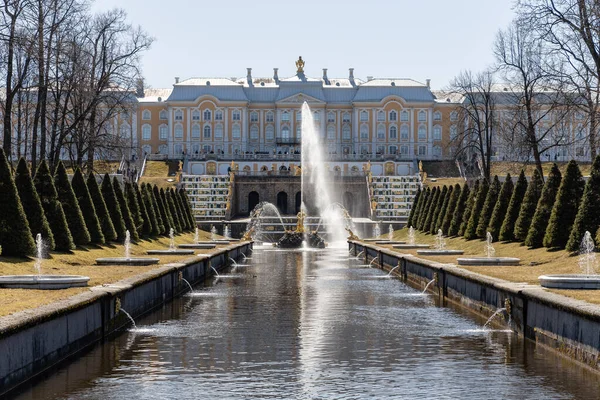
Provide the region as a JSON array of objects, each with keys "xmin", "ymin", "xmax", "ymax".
[{"xmin": 277, "ymin": 93, "xmax": 325, "ymax": 105}]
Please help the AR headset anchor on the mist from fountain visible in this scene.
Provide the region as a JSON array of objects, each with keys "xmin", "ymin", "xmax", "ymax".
[
  {"xmin": 408, "ymin": 226, "xmax": 416, "ymax": 246},
  {"xmin": 485, "ymin": 232, "xmax": 495, "ymax": 258},
  {"xmin": 34, "ymin": 233, "xmax": 43, "ymax": 275},
  {"xmin": 224, "ymin": 225, "xmax": 231, "ymax": 239},
  {"xmin": 124, "ymin": 230, "xmax": 131, "ymax": 259},
  {"xmin": 373, "ymin": 222, "xmax": 381, "ymax": 238},
  {"xmin": 422, "ymin": 278, "xmax": 436, "ymax": 294},
  {"xmin": 483, "ymin": 308, "xmax": 507, "ymax": 329},
  {"xmin": 579, "ymin": 231, "xmax": 597, "ymax": 276},
  {"xmin": 120, "ymin": 308, "xmax": 137, "ymax": 329},
  {"xmin": 194, "ymin": 227, "xmax": 199, "ymax": 243},
  {"xmin": 169, "ymin": 228, "xmax": 176, "ymax": 251},
  {"xmin": 181, "ymin": 278, "xmax": 194, "ymax": 293},
  {"xmin": 388, "ymin": 225, "xmax": 394, "ymax": 241},
  {"xmin": 435, "ymin": 229, "xmax": 446, "ymax": 251},
  {"xmin": 245, "ymin": 202, "xmax": 287, "ymax": 243},
  {"xmin": 211, "ymin": 226, "xmax": 218, "ymax": 241}
]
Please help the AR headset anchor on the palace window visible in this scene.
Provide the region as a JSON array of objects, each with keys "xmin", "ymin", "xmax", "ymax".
[
  {"xmin": 450, "ymin": 111, "xmax": 458, "ymax": 121},
  {"xmin": 377, "ymin": 110, "xmax": 385, "ymax": 122},
  {"xmin": 250, "ymin": 111, "xmax": 259, "ymax": 122},
  {"xmin": 433, "ymin": 111, "xmax": 442, "ymax": 121},
  {"xmin": 266, "ymin": 111, "xmax": 274, "ymax": 122},
  {"xmin": 418, "ymin": 110, "xmax": 426, "ymax": 122},
  {"xmin": 297, "ymin": 125, "xmax": 302, "ymax": 138},
  {"xmin": 575, "ymin": 112, "xmax": 585, "ymax": 121},
  {"xmin": 215, "ymin": 110, "xmax": 223, "ymax": 121},
  {"xmin": 174, "ymin": 123, "xmax": 183, "ymax": 139},
  {"xmin": 159, "ymin": 110, "xmax": 168, "ymax": 120},
  {"xmin": 192, "ymin": 110, "xmax": 200, "ymax": 121},
  {"xmin": 203, "ymin": 109, "xmax": 212, "ymax": 121},
  {"xmin": 174, "ymin": 144, "xmax": 183, "ymax": 155},
  {"xmin": 313, "ymin": 111, "xmax": 320, "ymax": 121},
  {"xmin": 390, "ymin": 110, "xmax": 397, "ymax": 121},
  {"xmin": 159, "ymin": 144, "xmax": 168, "ymax": 155},
  {"xmin": 433, "ymin": 145, "xmax": 442, "ymax": 156},
  {"xmin": 360, "ymin": 125, "xmax": 369, "ymax": 140},
  {"xmin": 377, "ymin": 124, "xmax": 385, "ymax": 140},
  {"xmin": 215, "ymin": 124, "xmax": 223, "ymax": 140},
  {"xmin": 450, "ymin": 125, "xmax": 458, "ymax": 140},
  {"xmin": 342, "ymin": 125, "xmax": 351, "ymax": 140},
  {"xmin": 192, "ymin": 144, "xmax": 200, "ymax": 155},
  {"xmin": 142, "ymin": 145, "xmax": 152, "ymax": 155},
  {"xmin": 174, "ymin": 110, "xmax": 183, "ymax": 121},
  {"xmin": 282, "ymin": 126, "xmax": 290, "ymax": 139},
  {"xmin": 232, "ymin": 124, "xmax": 241, "ymax": 139},
  {"xmin": 401, "ymin": 145, "xmax": 409, "ymax": 155},
  {"xmin": 142, "ymin": 124, "xmax": 151, "ymax": 140},
  {"xmin": 418, "ymin": 125, "xmax": 427, "ymax": 140},
  {"xmin": 400, "ymin": 110, "xmax": 409, "ymax": 121},
  {"xmin": 327, "ymin": 125, "xmax": 336, "ymax": 140},
  {"xmin": 343, "ymin": 112, "xmax": 351, "ymax": 123},
  {"xmin": 191, "ymin": 124, "xmax": 201, "ymax": 138},
  {"xmin": 281, "ymin": 111, "xmax": 290, "ymax": 122},
  {"xmin": 266, "ymin": 125, "xmax": 274, "ymax": 140},
  {"xmin": 250, "ymin": 125, "xmax": 259, "ymax": 140},
  {"xmin": 296, "ymin": 111, "xmax": 302, "ymax": 121},
  {"xmin": 377, "ymin": 145, "xmax": 385, "ymax": 154},
  {"xmin": 389, "ymin": 145, "xmax": 398, "ymax": 155},
  {"xmin": 401, "ymin": 125, "xmax": 409, "ymax": 140},
  {"xmin": 328, "ymin": 112, "xmax": 336, "ymax": 123},
  {"xmin": 203, "ymin": 125, "xmax": 211, "ymax": 139},
  {"xmin": 142, "ymin": 110, "xmax": 151, "ymax": 120},
  {"xmin": 433, "ymin": 125, "xmax": 442, "ymax": 140},
  {"xmin": 232, "ymin": 110, "xmax": 241, "ymax": 121},
  {"xmin": 159, "ymin": 124, "xmax": 168, "ymax": 140},
  {"xmin": 120, "ymin": 124, "xmax": 130, "ymax": 138},
  {"xmin": 360, "ymin": 110, "xmax": 369, "ymax": 122},
  {"xmin": 418, "ymin": 145, "xmax": 427, "ymax": 156},
  {"xmin": 389, "ymin": 126, "xmax": 397, "ymax": 140}
]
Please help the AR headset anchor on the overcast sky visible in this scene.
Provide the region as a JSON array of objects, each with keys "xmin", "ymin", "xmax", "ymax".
[{"xmin": 92, "ymin": 0, "xmax": 517, "ymax": 90}]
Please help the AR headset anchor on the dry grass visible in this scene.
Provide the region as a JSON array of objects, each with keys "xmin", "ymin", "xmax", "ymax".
[
  {"xmin": 139, "ymin": 161, "xmax": 180, "ymax": 189},
  {"xmin": 423, "ymin": 177, "xmax": 466, "ymax": 189},
  {"xmin": 371, "ymin": 229, "xmax": 600, "ymax": 305},
  {"xmin": 0, "ymin": 230, "xmax": 226, "ymax": 317},
  {"xmin": 491, "ymin": 161, "xmax": 593, "ymax": 177}
]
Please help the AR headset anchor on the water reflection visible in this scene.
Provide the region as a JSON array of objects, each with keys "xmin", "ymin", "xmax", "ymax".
[{"xmin": 11, "ymin": 247, "xmax": 600, "ymax": 400}]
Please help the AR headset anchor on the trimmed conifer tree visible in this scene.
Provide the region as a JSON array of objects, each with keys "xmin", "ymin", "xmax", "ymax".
[
  {"xmin": 459, "ymin": 181, "xmax": 480, "ymax": 237},
  {"xmin": 569, "ymin": 155, "xmax": 600, "ymax": 251},
  {"xmin": 449, "ymin": 183, "xmax": 470, "ymax": 237},
  {"xmin": 0, "ymin": 149, "xmax": 36, "ymax": 256},
  {"xmin": 499, "ymin": 170, "xmax": 528, "ymax": 242},
  {"xmin": 514, "ymin": 169, "xmax": 544, "ymax": 242},
  {"xmin": 54, "ymin": 161, "xmax": 90, "ymax": 246},
  {"xmin": 87, "ymin": 173, "xmax": 117, "ymax": 242},
  {"xmin": 113, "ymin": 177, "xmax": 139, "ymax": 242},
  {"xmin": 125, "ymin": 182, "xmax": 143, "ymax": 235},
  {"xmin": 34, "ymin": 160, "xmax": 75, "ymax": 251},
  {"xmin": 407, "ymin": 188, "xmax": 421, "ymax": 228},
  {"xmin": 101, "ymin": 174, "xmax": 127, "ymax": 242},
  {"xmin": 171, "ymin": 188, "xmax": 188, "ymax": 231},
  {"xmin": 162, "ymin": 188, "xmax": 180, "ymax": 232},
  {"xmin": 179, "ymin": 188, "xmax": 195, "ymax": 230},
  {"xmin": 543, "ymin": 160, "xmax": 585, "ymax": 249},
  {"xmin": 148, "ymin": 184, "xmax": 165, "ymax": 235},
  {"xmin": 153, "ymin": 185, "xmax": 172, "ymax": 232},
  {"xmin": 487, "ymin": 174, "xmax": 514, "ymax": 241},
  {"xmin": 525, "ymin": 164, "xmax": 562, "ymax": 248},
  {"xmin": 434, "ymin": 185, "xmax": 452, "ymax": 234},
  {"xmin": 476, "ymin": 175, "xmax": 501, "ymax": 239},
  {"xmin": 14, "ymin": 158, "xmax": 55, "ymax": 250},
  {"xmin": 429, "ymin": 185, "xmax": 447, "ymax": 234},
  {"xmin": 464, "ymin": 179, "xmax": 488, "ymax": 240},
  {"xmin": 422, "ymin": 187, "xmax": 440, "ymax": 232},
  {"xmin": 415, "ymin": 188, "xmax": 430, "ymax": 230},
  {"xmin": 134, "ymin": 183, "xmax": 152, "ymax": 237},
  {"xmin": 442, "ymin": 184, "xmax": 461, "ymax": 235},
  {"xmin": 141, "ymin": 183, "xmax": 160, "ymax": 236},
  {"xmin": 71, "ymin": 168, "xmax": 104, "ymax": 245}
]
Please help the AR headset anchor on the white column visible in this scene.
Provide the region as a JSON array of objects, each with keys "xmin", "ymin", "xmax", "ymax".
[
  {"xmin": 259, "ymin": 109, "xmax": 264, "ymax": 152},
  {"xmin": 170, "ymin": 107, "xmax": 174, "ymax": 158},
  {"xmin": 428, "ymin": 108, "xmax": 433, "ymax": 158},
  {"xmin": 354, "ymin": 108, "xmax": 359, "ymax": 155}
]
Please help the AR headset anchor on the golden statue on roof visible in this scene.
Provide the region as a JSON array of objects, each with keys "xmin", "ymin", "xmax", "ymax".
[{"xmin": 296, "ymin": 56, "xmax": 305, "ymax": 74}]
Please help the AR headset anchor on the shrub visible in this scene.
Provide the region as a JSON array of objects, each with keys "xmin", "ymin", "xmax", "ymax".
[
  {"xmin": 170, "ymin": 188, "xmax": 187, "ymax": 231},
  {"xmin": 153, "ymin": 185, "xmax": 172, "ymax": 232},
  {"xmin": 525, "ymin": 164, "xmax": 562, "ymax": 248},
  {"xmin": 476, "ymin": 175, "xmax": 501, "ymax": 239},
  {"xmin": 407, "ymin": 188, "xmax": 421, "ymax": 228},
  {"xmin": 101, "ymin": 174, "xmax": 126, "ymax": 242},
  {"xmin": 569, "ymin": 155, "xmax": 600, "ymax": 251},
  {"xmin": 487, "ymin": 174, "xmax": 514, "ymax": 241},
  {"xmin": 141, "ymin": 183, "xmax": 160, "ymax": 236},
  {"xmin": 0, "ymin": 149, "xmax": 36, "ymax": 256},
  {"xmin": 434, "ymin": 185, "xmax": 451, "ymax": 234},
  {"xmin": 415, "ymin": 188, "xmax": 431, "ymax": 230},
  {"xmin": 422, "ymin": 187, "xmax": 440, "ymax": 232},
  {"xmin": 14, "ymin": 158, "xmax": 55, "ymax": 250},
  {"xmin": 54, "ymin": 161, "xmax": 90, "ymax": 246},
  {"xmin": 87, "ymin": 173, "xmax": 117, "ymax": 242},
  {"xmin": 125, "ymin": 182, "xmax": 143, "ymax": 235},
  {"xmin": 499, "ymin": 170, "xmax": 527, "ymax": 242},
  {"xmin": 34, "ymin": 160, "xmax": 74, "ymax": 251},
  {"xmin": 148, "ymin": 184, "xmax": 165, "ymax": 235},
  {"xmin": 464, "ymin": 180, "xmax": 488, "ymax": 240},
  {"xmin": 179, "ymin": 188, "xmax": 196, "ymax": 230},
  {"xmin": 113, "ymin": 177, "xmax": 139, "ymax": 242},
  {"xmin": 459, "ymin": 181, "xmax": 479, "ymax": 237},
  {"xmin": 133, "ymin": 183, "xmax": 152, "ymax": 237},
  {"xmin": 71, "ymin": 168, "xmax": 104, "ymax": 244},
  {"xmin": 449, "ymin": 183, "xmax": 470, "ymax": 237},
  {"xmin": 441, "ymin": 184, "xmax": 461, "ymax": 235},
  {"xmin": 514, "ymin": 169, "xmax": 543, "ymax": 242},
  {"xmin": 161, "ymin": 187, "xmax": 180, "ymax": 232}
]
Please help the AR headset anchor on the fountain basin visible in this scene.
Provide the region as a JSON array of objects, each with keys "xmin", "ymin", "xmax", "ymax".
[
  {"xmin": 539, "ymin": 274, "xmax": 600, "ymax": 289},
  {"xmin": 96, "ymin": 257, "xmax": 160, "ymax": 266},
  {"xmin": 393, "ymin": 244, "xmax": 430, "ymax": 249},
  {"xmin": 147, "ymin": 250, "xmax": 195, "ymax": 255},
  {"xmin": 456, "ymin": 257, "xmax": 520, "ymax": 266},
  {"xmin": 197, "ymin": 241, "xmax": 230, "ymax": 245},
  {"xmin": 0, "ymin": 275, "xmax": 89, "ymax": 289},
  {"xmin": 362, "ymin": 239, "xmax": 379, "ymax": 242},
  {"xmin": 178, "ymin": 244, "xmax": 216, "ymax": 249},
  {"xmin": 375, "ymin": 241, "xmax": 406, "ymax": 245},
  {"xmin": 417, "ymin": 249, "xmax": 464, "ymax": 256}
]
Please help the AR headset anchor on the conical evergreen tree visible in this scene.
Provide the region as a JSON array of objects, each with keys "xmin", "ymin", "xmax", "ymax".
[
  {"xmin": 134, "ymin": 183, "xmax": 152, "ymax": 237},
  {"xmin": 415, "ymin": 188, "xmax": 431, "ymax": 230},
  {"xmin": 101, "ymin": 174, "xmax": 127, "ymax": 242},
  {"xmin": 87, "ymin": 173, "xmax": 117, "ymax": 242},
  {"xmin": 476, "ymin": 175, "xmax": 501, "ymax": 239},
  {"xmin": 569, "ymin": 155, "xmax": 600, "ymax": 251},
  {"xmin": 161, "ymin": 187, "xmax": 180, "ymax": 232},
  {"xmin": 14, "ymin": 158, "xmax": 55, "ymax": 250},
  {"xmin": 178, "ymin": 188, "xmax": 195, "ymax": 230},
  {"xmin": 34, "ymin": 160, "xmax": 74, "ymax": 251},
  {"xmin": 71, "ymin": 168, "xmax": 104, "ymax": 245},
  {"xmin": 429, "ymin": 185, "xmax": 447, "ymax": 234},
  {"xmin": 54, "ymin": 161, "xmax": 90, "ymax": 246},
  {"xmin": 449, "ymin": 183, "xmax": 470, "ymax": 237},
  {"xmin": 434, "ymin": 185, "xmax": 452, "ymax": 234},
  {"xmin": 113, "ymin": 177, "xmax": 139, "ymax": 242},
  {"xmin": 514, "ymin": 169, "xmax": 544, "ymax": 242},
  {"xmin": 525, "ymin": 164, "xmax": 562, "ymax": 248},
  {"xmin": 407, "ymin": 188, "xmax": 421, "ymax": 228},
  {"xmin": 148, "ymin": 184, "xmax": 165, "ymax": 235},
  {"xmin": 442, "ymin": 184, "xmax": 461, "ymax": 235},
  {"xmin": 153, "ymin": 185, "xmax": 172, "ymax": 232},
  {"xmin": 544, "ymin": 160, "xmax": 585, "ymax": 249},
  {"xmin": 125, "ymin": 182, "xmax": 143, "ymax": 235},
  {"xmin": 464, "ymin": 179, "xmax": 488, "ymax": 240},
  {"xmin": 459, "ymin": 181, "xmax": 479, "ymax": 237},
  {"xmin": 487, "ymin": 174, "xmax": 514, "ymax": 241},
  {"xmin": 499, "ymin": 170, "xmax": 528, "ymax": 242},
  {"xmin": 141, "ymin": 183, "xmax": 160, "ymax": 236},
  {"xmin": 422, "ymin": 187, "xmax": 440, "ymax": 232},
  {"xmin": 170, "ymin": 188, "xmax": 187, "ymax": 231},
  {"xmin": 0, "ymin": 149, "xmax": 36, "ymax": 256}
]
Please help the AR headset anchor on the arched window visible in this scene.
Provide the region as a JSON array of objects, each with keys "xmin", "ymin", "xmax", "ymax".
[
  {"xmin": 389, "ymin": 110, "xmax": 397, "ymax": 121},
  {"xmin": 215, "ymin": 124, "xmax": 223, "ymax": 139},
  {"xmin": 250, "ymin": 111, "xmax": 259, "ymax": 122},
  {"xmin": 327, "ymin": 124, "xmax": 336, "ymax": 140},
  {"xmin": 418, "ymin": 124, "xmax": 427, "ymax": 140},
  {"xmin": 418, "ymin": 110, "xmax": 426, "ymax": 122},
  {"xmin": 377, "ymin": 124, "xmax": 385, "ymax": 140},
  {"xmin": 120, "ymin": 124, "xmax": 130, "ymax": 138},
  {"xmin": 360, "ymin": 125, "xmax": 369, "ymax": 140},
  {"xmin": 174, "ymin": 123, "xmax": 183, "ymax": 139},
  {"xmin": 250, "ymin": 125, "xmax": 259, "ymax": 140},
  {"xmin": 377, "ymin": 110, "xmax": 385, "ymax": 121},
  {"xmin": 450, "ymin": 125, "xmax": 458, "ymax": 140},
  {"xmin": 401, "ymin": 145, "xmax": 409, "ymax": 155},
  {"xmin": 266, "ymin": 111, "xmax": 274, "ymax": 122},
  {"xmin": 174, "ymin": 144, "xmax": 183, "ymax": 155},
  {"xmin": 342, "ymin": 125, "xmax": 351, "ymax": 140},
  {"xmin": 174, "ymin": 110, "xmax": 183, "ymax": 121},
  {"xmin": 159, "ymin": 124, "xmax": 168, "ymax": 140},
  {"xmin": 192, "ymin": 110, "xmax": 200, "ymax": 121},
  {"xmin": 296, "ymin": 110, "xmax": 302, "ymax": 121},
  {"xmin": 203, "ymin": 109, "xmax": 212, "ymax": 121},
  {"xmin": 158, "ymin": 144, "xmax": 168, "ymax": 154},
  {"xmin": 400, "ymin": 110, "xmax": 409, "ymax": 121},
  {"xmin": 296, "ymin": 125, "xmax": 302, "ymax": 138},
  {"xmin": 433, "ymin": 145, "xmax": 442, "ymax": 156},
  {"xmin": 401, "ymin": 125, "xmax": 409, "ymax": 140},
  {"xmin": 232, "ymin": 124, "xmax": 241, "ymax": 139},
  {"xmin": 360, "ymin": 110, "xmax": 369, "ymax": 122},
  {"xmin": 266, "ymin": 125, "xmax": 274, "ymax": 140},
  {"xmin": 328, "ymin": 112, "xmax": 336, "ymax": 123},
  {"xmin": 203, "ymin": 125, "xmax": 211, "ymax": 139},
  {"xmin": 142, "ymin": 124, "xmax": 151, "ymax": 140},
  {"xmin": 433, "ymin": 125, "xmax": 442, "ymax": 140},
  {"xmin": 433, "ymin": 111, "xmax": 442, "ymax": 121},
  {"xmin": 159, "ymin": 110, "xmax": 167, "ymax": 120},
  {"xmin": 191, "ymin": 124, "xmax": 201, "ymax": 138},
  {"xmin": 142, "ymin": 145, "xmax": 152, "ymax": 155},
  {"xmin": 281, "ymin": 111, "xmax": 290, "ymax": 121},
  {"xmin": 282, "ymin": 126, "xmax": 290, "ymax": 139},
  {"xmin": 142, "ymin": 110, "xmax": 151, "ymax": 120},
  {"xmin": 450, "ymin": 111, "xmax": 458, "ymax": 121},
  {"xmin": 389, "ymin": 126, "xmax": 397, "ymax": 139}
]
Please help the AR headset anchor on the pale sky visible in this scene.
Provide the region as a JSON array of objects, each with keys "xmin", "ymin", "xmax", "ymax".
[{"xmin": 92, "ymin": 0, "xmax": 517, "ymax": 90}]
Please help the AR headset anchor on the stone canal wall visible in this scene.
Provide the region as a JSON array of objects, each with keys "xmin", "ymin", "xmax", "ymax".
[
  {"xmin": 0, "ymin": 242, "xmax": 252, "ymax": 397},
  {"xmin": 350, "ymin": 241, "xmax": 600, "ymax": 371}
]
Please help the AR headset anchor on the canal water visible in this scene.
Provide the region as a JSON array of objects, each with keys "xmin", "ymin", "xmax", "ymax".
[{"xmin": 12, "ymin": 245, "xmax": 600, "ymax": 399}]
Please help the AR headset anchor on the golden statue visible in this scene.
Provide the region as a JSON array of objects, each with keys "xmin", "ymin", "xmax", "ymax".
[
  {"xmin": 296, "ymin": 209, "xmax": 306, "ymax": 233},
  {"xmin": 294, "ymin": 166, "xmax": 302, "ymax": 176},
  {"xmin": 242, "ymin": 227, "xmax": 254, "ymax": 241},
  {"xmin": 418, "ymin": 160, "xmax": 423, "ymax": 172},
  {"xmin": 296, "ymin": 56, "xmax": 305, "ymax": 74},
  {"xmin": 346, "ymin": 228, "xmax": 359, "ymax": 241}
]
